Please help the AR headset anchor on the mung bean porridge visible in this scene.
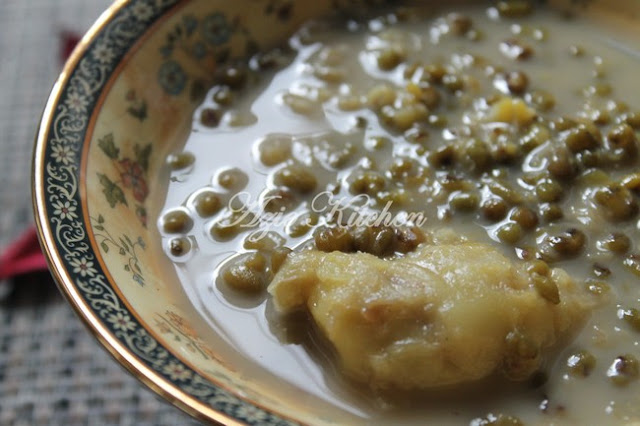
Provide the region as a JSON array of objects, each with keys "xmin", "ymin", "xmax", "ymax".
[{"xmin": 159, "ymin": 2, "xmax": 640, "ymax": 424}]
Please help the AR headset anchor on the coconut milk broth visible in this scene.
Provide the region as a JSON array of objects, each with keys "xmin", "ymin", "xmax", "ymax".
[{"xmin": 160, "ymin": 4, "xmax": 640, "ymax": 424}]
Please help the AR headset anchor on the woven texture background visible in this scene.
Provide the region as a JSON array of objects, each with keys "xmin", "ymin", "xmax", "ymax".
[{"xmin": 0, "ymin": 0, "xmax": 202, "ymax": 424}]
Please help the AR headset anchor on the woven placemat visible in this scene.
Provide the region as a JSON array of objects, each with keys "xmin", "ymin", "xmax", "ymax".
[
  {"xmin": 0, "ymin": 1, "xmax": 202, "ymax": 424},
  {"xmin": 0, "ymin": 276, "xmax": 201, "ymax": 426}
]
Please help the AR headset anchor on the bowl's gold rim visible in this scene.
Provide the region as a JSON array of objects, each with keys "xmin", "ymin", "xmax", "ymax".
[{"xmin": 31, "ymin": 1, "xmax": 246, "ymax": 424}]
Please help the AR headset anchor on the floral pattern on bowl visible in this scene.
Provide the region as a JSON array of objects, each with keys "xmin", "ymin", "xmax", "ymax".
[{"xmin": 33, "ymin": 0, "xmax": 349, "ymax": 424}]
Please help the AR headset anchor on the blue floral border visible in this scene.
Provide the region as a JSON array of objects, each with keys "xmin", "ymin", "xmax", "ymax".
[{"xmin": 41, "ymin": 1, "xmax": 295, "ymax": 424}]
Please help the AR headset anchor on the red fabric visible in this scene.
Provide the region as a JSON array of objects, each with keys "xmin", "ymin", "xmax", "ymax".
[
  {"xmin": 60, "ymin": 31, "xmax": 81, "ymax": 63},
  {"xmin": 0, "ymin": 227, "xmax": 49, "ymax": 281}
]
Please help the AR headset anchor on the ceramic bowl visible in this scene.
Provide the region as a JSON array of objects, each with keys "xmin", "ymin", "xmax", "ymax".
[{"xmin": 32, "ymin": 0, "xmax": 640, "ymax": 424}]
